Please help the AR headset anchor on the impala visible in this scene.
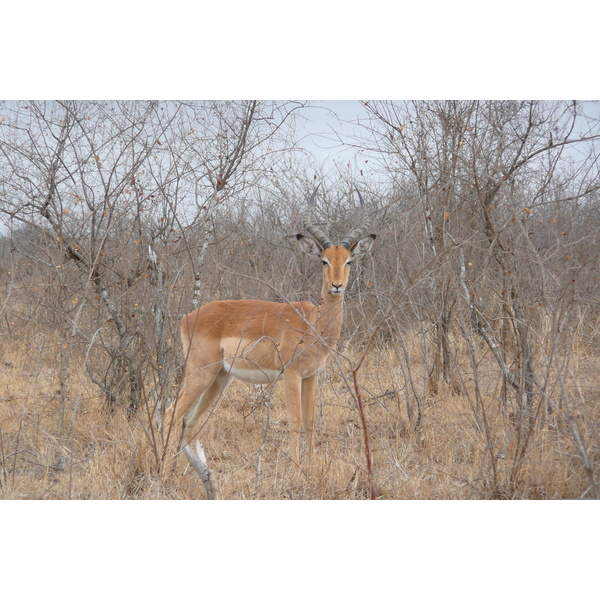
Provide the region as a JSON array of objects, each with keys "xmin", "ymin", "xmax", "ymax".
[{"xmin": 164, "ymin": 185, "xmax": 375, "ymax": 498}]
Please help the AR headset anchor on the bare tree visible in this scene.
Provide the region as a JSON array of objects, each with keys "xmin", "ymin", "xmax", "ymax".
[
  {"xmin": 0, "ymin": 101, "xmax": 304, "ymax": 413},
  {"xmin": 353, "ymin": 100, "xmax": 600, "ymax": 497},
  {"xmin": 359, "ymin": 101, "xmax": 600, "ymax": 405}
]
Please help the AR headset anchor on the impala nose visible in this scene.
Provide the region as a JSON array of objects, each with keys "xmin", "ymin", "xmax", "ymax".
[{"xmin": 331, "ymin": 283, "xmax": 343, "ymax": 295}]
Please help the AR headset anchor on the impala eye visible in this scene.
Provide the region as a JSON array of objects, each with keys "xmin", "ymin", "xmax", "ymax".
[
  {"xmin": 345, "ymin": 260, "xmax": 353, "ymax": 266},
  {"xmin": 322, "ymin": 260, "xmax": 329, "ymax": 267}
]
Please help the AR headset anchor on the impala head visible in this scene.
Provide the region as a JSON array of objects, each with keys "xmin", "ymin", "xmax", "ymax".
[{"xmin": 296, "ymin": 185, "xmax": 376, "ymax": 296}]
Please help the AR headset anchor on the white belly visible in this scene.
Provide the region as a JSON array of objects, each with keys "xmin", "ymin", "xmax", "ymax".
[{"xmin": 223, "ymin": 360, "xmax": 283, "ymax": 384}]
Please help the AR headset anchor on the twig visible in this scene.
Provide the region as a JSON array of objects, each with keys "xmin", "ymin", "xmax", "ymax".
[
  {"xmin": 0, "ymin": 426, "xmax": 8, "ymax": 489},
  {"xmin": 351, "ymin": 366, "xmax": 375, "ymax": 500}
]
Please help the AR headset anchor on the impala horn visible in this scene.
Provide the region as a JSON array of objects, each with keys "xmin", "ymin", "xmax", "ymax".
[
  {"xmin": 302, "ymin": 184, "xmax": 333, "ymax": 249},
  {"xmin": 340, "ymin": 185, "xmax": 371, "ymax": 249}
]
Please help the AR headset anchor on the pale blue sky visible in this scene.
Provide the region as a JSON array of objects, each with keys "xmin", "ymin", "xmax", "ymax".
[
  {"xmin": 299, "ymin": 100, "xmax": 600, "ymax": 181},
  {"xmin": 295, "ymin": 100, "xmax": 373, "ymax": 175}
]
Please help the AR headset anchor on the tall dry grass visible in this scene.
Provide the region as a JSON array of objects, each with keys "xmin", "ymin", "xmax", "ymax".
[{"xmin": 1, "ymin": 324, "xmax": 597, "ymax": 500}]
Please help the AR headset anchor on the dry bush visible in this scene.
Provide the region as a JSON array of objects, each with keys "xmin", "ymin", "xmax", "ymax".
[{"xmin": 2, "ymin": 320, "xmax": 597, "ymax": 500}]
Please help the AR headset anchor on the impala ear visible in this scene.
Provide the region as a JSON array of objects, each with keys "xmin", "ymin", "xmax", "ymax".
[
  {"xmin": 296, "ymin": 234, "xmax": 323, "ymax": 258},
  {"xmin": 350, "ymin": 234, "xmax": 376, "ymax": 259}
]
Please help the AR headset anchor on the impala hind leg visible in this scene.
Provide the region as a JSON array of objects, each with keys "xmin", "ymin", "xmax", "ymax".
[
  {"xmin": 179, "ymin": 370, "xmax": 231, "ymax": 500},
  {"xmin": 181, "ymin": 370, "xmax": 232, "ymax": 446},
  {"xmin": 164, "ymin": 361, "xmax": 221, "ymax": 443},
  {"xmin": 165, "ymin": 366, "xmax": 230, "ymax": 501}
]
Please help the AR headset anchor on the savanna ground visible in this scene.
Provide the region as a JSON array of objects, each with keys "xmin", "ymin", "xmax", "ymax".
[{"xmin": 2, "ymin": 323, "xmax": 598, "ymax": 500}]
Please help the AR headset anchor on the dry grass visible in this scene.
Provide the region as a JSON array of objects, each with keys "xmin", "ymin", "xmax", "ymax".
[{"xmin": 1, "ymin": 331, "xmax": 598, "ymax": 500}]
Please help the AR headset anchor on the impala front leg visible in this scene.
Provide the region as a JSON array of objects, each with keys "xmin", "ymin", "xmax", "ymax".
[
  {"xmin": 283, "ymin": 371, "xmax": 303, "ymax": 465},
  {"xmin": 301, "ymin": 374, "xmax": 317, "ymax": 460}
]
